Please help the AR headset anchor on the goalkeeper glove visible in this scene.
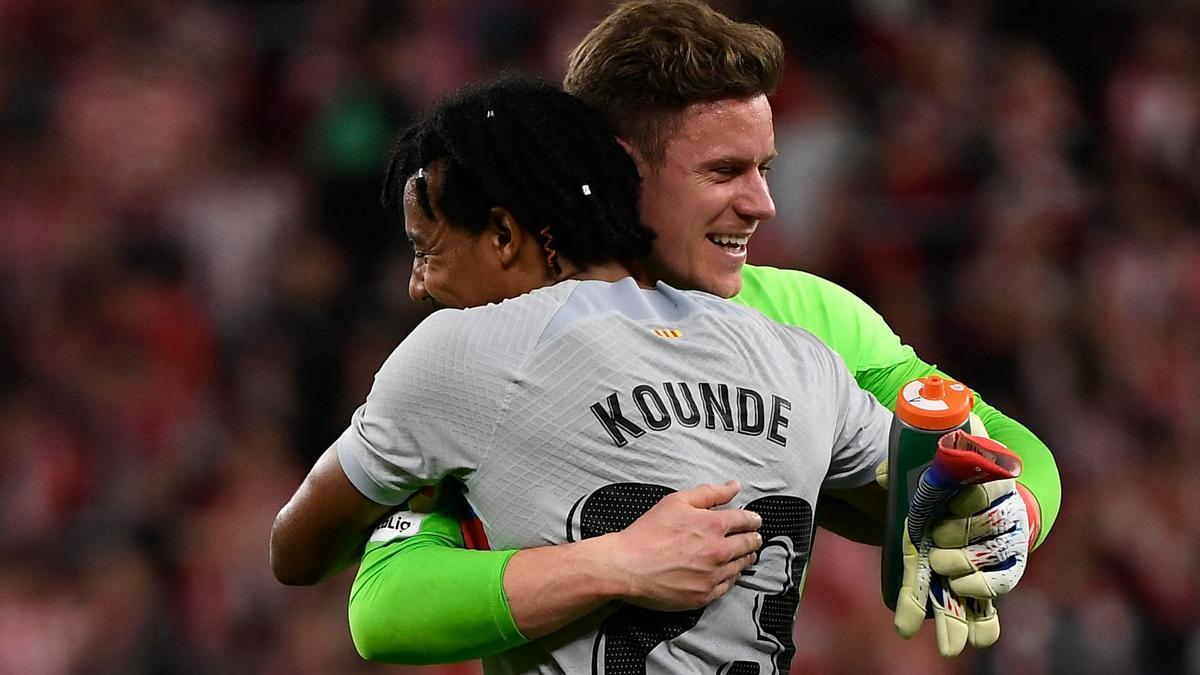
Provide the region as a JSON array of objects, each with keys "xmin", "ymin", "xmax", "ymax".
[
  {"xmin": 929, "ymin": 478, "xmax": 1036, "ymax": 599},
  {"xmin": 894, "ymin": 516, "xmax": 1000, "ymax": 656},
  {"xmin": 888, "ymin": 430, "xmax": 1035, "ymax": 656}
]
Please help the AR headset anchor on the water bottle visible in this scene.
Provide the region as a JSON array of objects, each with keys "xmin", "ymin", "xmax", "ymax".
[{"xmin": 880, "ymin": 375, "xmax": 974, "ymax": 610}]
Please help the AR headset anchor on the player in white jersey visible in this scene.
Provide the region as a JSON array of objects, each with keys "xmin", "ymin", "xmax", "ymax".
[
  {"xmin": 343, "ymin": 278, "xmax": 889, "ymax": 673},
  {"xmin": 320, "ymin": 76, "xmax": 891, "ymax": 673}
]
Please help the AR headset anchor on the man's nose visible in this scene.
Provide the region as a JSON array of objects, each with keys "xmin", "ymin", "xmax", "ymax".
[{"xmin": 735, "ymin": 172, "xmax": 776, "ymax": 222}]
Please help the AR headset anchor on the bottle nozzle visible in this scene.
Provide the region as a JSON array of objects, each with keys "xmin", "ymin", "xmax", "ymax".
[{"xmin": 920, "ymin": 375, "xmax": 946, "ymax": 399}]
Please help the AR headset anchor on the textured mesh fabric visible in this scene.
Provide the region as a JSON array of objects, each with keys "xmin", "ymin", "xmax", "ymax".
[{"xmin": 338, "ymin": 277, "xmax": 890, "ymax": 673}]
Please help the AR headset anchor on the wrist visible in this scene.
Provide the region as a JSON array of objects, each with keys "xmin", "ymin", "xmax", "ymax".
[
  {"xmin": 1015, "ymin": 483, "xmax": 1041, "ymax": 551},
  {"xmin": 503, "ymin": 536, "xmax": 628, "ymax": 640},
  {"xmin": 571, "ymin": 532, "xmax": 637, "ymax": 602}
]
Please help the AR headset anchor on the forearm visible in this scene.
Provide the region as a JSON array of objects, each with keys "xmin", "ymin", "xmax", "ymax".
[
  {"xmin": 271, "ymin": 521, "xmax": 361, "ymax": 584},
  {"xmin": 271, "ymin": 503, "xmax": 371, "ymax": 584},
  {"xmin": 350, "ymin": 530, "xmax": 626, "ymax": 661},
  {"xmin": 350, "ymin": 537, "xmax": 525, "ymax": 663},
  {"xmin": 271, "ymin": 445, "xmax": 392, "ymax": 585},
  {"xmin": 968, "ymin": 395, "xmax": 1059, "ymax": 549},
  {"xmin": 503, "ymin": 539, "xmax": 626, "ymax": 639}
]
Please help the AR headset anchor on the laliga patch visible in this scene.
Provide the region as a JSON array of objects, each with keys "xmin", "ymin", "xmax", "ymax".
[{"xmin": 368, "ymin": 510, "xmax": 429, "ymax": 543}]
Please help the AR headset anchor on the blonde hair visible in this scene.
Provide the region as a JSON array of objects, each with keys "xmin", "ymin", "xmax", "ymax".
[{"xmin": 564, "ymin": 0, "xmax": 783, "ymax": 164}]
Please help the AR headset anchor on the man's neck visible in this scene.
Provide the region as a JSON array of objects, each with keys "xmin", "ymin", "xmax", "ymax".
[{"xmin": 557, "ymin": 261, "xmax": 653, "ymax": 288}]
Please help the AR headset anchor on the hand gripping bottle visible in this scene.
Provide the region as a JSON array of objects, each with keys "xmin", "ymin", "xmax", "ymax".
[{"xmin": 880, "ymin": 375, "xmax": 973, "ymax": 610}]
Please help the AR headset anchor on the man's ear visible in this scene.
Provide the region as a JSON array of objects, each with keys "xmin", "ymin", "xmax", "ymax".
[
  {"xmin": 487, "ymin": 207, "xmax": 525, "ymax": 268},
  {"xmin": 617, "ymin": 136, "xmax": 650, "ymax": 178}
]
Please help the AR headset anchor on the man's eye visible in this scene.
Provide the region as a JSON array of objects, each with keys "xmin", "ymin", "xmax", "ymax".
[
  {"xmin": 413, "ymin": 249, "xmax": 429, "ymax": 260},
  {"xmin": 760, "ymin": 165, "xmax": 774, "ymax": 175}
]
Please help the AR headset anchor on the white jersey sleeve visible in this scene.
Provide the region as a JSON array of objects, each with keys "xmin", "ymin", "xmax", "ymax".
[
  {"xmin": 336, "ymin": 308, "xmax": 519, "ymax": 505},
  {"xmin": 820, "ymin": 345, "xmax": 890, "ymax": 490}
]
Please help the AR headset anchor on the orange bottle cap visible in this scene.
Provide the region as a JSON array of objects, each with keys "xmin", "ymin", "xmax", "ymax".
[{"xmin": 895, "ymin": 375, "xmax": 974, "ymax": 431}]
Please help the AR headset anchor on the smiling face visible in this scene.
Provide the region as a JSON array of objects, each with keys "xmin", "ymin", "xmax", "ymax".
[
  {"xmin": 635, "ymin": 95, "xmax": 777, "ymax": 298},
  {"xmin": 403, "ymin": 167, "xmax": 506, "ymax": 309},
  {"xmin": 404, "ymin": 162, "xmax": 570, "ymax": 309}
]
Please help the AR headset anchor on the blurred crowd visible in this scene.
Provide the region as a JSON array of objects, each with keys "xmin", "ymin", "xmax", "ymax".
[{"xmin": 1, "ymin": 1, "xmax": 1198, "ymax": 673}]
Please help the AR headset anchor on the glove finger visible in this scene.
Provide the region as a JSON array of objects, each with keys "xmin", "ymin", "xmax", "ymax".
[
  {"xmin": 932, "ymin": 490, "xmax": 1023, "ymax": 548},
  {"xmin": 944, "ymin": 569, "xmax": 998, "ymax": 598},
  {"xmin": 930, "ymin": 525, "xmax": 1024, "ymax": 575},
  {"xmin": 929, "ymin": 546, "xmax": 976, "ymax": 577},
  {"xmin": 875, "ymin": 460, "xmax": 889, "ymax": 489},
  {"xmin": 930, "ymin": 575, "xmax": 969, "ymax": 657},
  {"xmin": 930, "ymin": 514, "xmax": 972, "ymax": 548},
  {"xmin": 945, "ymin": 479, "xmax": 1015, "ymax": 517},
  {"xmin": 965, "ymin": 597, "xmax": 1000, "ymax": 648},
  {"xmin": 894, "ymin": 526, "xmax": 931, "ymax": 639},
  {"xmin": 933, "ymin": 519, "xmax": 1028, "ymax": 597},
  {"xmin": 945, "ymin": 553, "xmax": 1026, "ymax": 598},
  {"xmin": 894, "ymin": 585, "xmax": 928, "ymax": 638}
]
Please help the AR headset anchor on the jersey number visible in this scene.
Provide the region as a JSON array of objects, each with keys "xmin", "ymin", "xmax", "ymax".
[{"xmin": 567, "ymin": 483, "xmax": 813, "ymax": 675}]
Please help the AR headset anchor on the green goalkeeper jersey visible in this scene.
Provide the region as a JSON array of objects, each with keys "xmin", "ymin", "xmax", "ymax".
[{"xmin": 348, "ymin": 264, "xmax": 1061, "ymax": 664}]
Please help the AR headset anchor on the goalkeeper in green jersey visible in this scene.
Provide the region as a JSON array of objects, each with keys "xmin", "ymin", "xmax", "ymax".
[{"xmin": 271, "ymin": 0, "xmax": 1059, "ymax": 664}]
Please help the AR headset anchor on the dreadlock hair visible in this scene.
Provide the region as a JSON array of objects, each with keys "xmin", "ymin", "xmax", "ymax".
[{"xmin": 381, "ymin": 76, "xmax": 655, "ymax": 271}]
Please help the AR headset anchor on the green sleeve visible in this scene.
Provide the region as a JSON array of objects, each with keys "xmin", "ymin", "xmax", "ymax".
[
  {"xmin": 733, "ymin": 265, "xmax": 1060, "ymax": 547},
  {"xmin": 348, "ymin": 492, "xmax": 525, "ymax": 664}
]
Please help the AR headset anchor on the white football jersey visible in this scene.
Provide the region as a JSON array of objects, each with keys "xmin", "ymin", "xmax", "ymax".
[{"xmin": 338, "ymin": 277, "xmax": 890, "ymax": 674}]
